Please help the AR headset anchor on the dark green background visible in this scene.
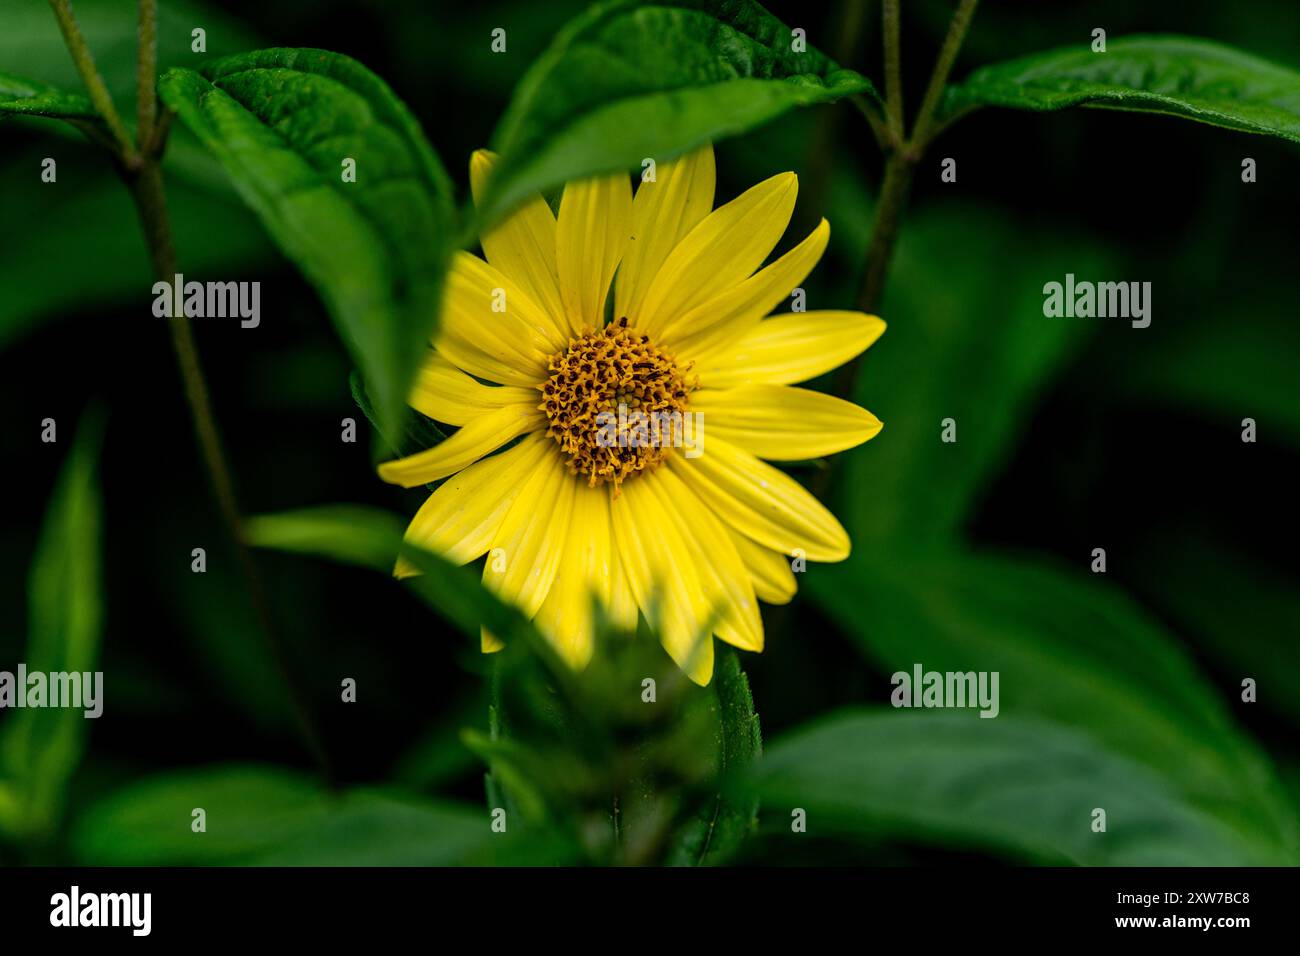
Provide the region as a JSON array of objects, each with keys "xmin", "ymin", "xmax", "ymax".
[{"xmin": 1, "ymin": 0, "xmax": 1297, "ymax": 865}]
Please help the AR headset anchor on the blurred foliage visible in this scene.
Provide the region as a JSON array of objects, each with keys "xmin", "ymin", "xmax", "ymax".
[
  {"xmin": 1, "ymin": 0, "xmax": 1297, "ymax": 868},
  {"xmin": 750, "ymin": 710, "xmax": 1278, "ymax": 865},
  {"xmin": 0, "ymin": 410, "xmax": 104, "ymax": 850}
]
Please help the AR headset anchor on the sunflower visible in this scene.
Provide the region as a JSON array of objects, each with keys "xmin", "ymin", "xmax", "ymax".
[{"xmin": 378, "ymin": 145, "xmax": 884, "ymax": 684}]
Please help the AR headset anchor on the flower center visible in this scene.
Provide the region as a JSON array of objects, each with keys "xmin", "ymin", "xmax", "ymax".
[{"xmin": 540, "ymin": 318, "xmax": 697, "ymax": 490}]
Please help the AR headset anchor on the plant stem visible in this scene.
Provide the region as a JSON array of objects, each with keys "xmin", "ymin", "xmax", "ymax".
[
  {"xmin": 881, "ymin": 0, "xmax": 904, "ymax": 145},
  {"xmin": 834, "ymin": 0, "xmax": 980, "ymax": 402},
  {"xmin": 129, "ymin": 165, "xmax": 332, "ymax": 778},
  {"xmin": 47, "ymin": 0, "xmax": 136, "ymax": 164},
  {"xmin": 910, "ymin": 0, "xmax": 980, "ymax": 151},
  {"xmin": 854, "ymin": 152, "xmax": 912, "ymax": 316},
  {"xmin": 828, "ymin": 150, "xmax": 912, "ymax": 404},
  {"xmin": 135, "ymin": 0, "xmax": 157, "ymax": 152},
  {"xmin": 50, "ymin": 0, "xmax": 330, "ymax": 775}
]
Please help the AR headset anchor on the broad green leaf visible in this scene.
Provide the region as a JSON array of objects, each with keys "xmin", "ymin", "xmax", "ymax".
[
  {"xmin": 244, "ymin": 504, "xmax": 542, "ymax": 649},
  {"xmin": 752, "ymin": 710, "xmax": 1279, "ymax": 865},
  {"xmin": 942, "ymin": 36, "xmax": 1300, "ymax": 143},
  {"xmin": 841, "ymin": 204, "xmax": 1113, "ymax": 546},
  {"xmin": 478, "ymin": 0, "xmax": 876, "ymax": 225},
  {"xmin": 158, "ymin": 49, "xmax": 456, "ymax": 433},
  {"xmin": 0, "ymin": 410, "xmax": 104, "ymax": 841},
  {"xmin": 666, "ymin": 647, "xmax": 762, "ymax": 865},
  {"xmin": 805, "ymin": 548, "xmax": 1297, "ymax": 859},
  {"xmin": 69, "ymin": 764, "xmax": 571, "ymax": 865},
  {"xmin": 254, "ymin": 789, "xmax": 577, "ymax": 866},
  {"xmin": 0, "ymin": 71, "xmax": 96, "ymax": 122},
  {"xmin": 70, "ymin": 765, "xmax": 329, "ymax": 864}
]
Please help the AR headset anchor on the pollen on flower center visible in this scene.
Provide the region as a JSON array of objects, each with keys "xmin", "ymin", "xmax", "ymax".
[{"xmin": 539, "ymin": 317, "xmax": 697, "ymax": 490}]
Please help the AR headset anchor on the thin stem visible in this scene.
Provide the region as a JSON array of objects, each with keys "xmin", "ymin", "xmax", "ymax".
[
  {"xmin": 130, "ymin": 164, "xmax": 331, "ymax": 776},
  {"xmin": 136, "ymin": 0, "xmax": 158, "ymax": 152},
  {"xmin": 909, "ymin": 0, "xmax": 980, "ymax": 151},
  {"xmin": 149, "ymin": 191, "xmax": 327, "ymax": 773},
  {"xmin": 881, "ymin": 0, "xmax": 904, "ymax": 144},
  {"xmin": 831, "ymin": 151, "xmax": 913, "ymax": 400},
  {"xmin": 855, "ymin": 153, "xmax": 913, "ymax": 316},
  {"xmin": 831, "ymin": 0, "xmax": 981, "ymax": 404},
  {"xmin": 47, "ymin": 0, "xmax": 136, "ymax": 163},
  {"xmin": 49, "ymin": 0, "xmax": 329, "ymax": 775}
]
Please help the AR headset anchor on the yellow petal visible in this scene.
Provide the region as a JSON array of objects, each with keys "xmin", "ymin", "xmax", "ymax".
[
  {"xmin": 614, "ymin": 146, "xmax": 715, "ymax": 323},
  {"xmin": 669, "ymin": 436, "xmax": 849, "ymax": 562},
  {"xmin": 469, "ymin": 149, "xmax": 567, "ymax": 337},
  {"xmin": 692, "ymin": 385, "xmax": 882, "ymax": 460},
  {"xmin": 409, "ymin": 351, "xmax": 538, "ymax": 425},
  {"xmin": 533, "ymin": 482, "xmax": 614, "ymax": 669},
  {"xmin": 646, "ymin": 467, "xmax": 763, "ymax": 652},
  {"xmin": 437, "ymin": 251, "xmax": 562, "ymax": 386},
  {"xmin": 377, "ymin": 404, "xmax": 540, "ymax": 487},
  {"xmin": 557, "ymin": 172, "xmax": 632, "ymax": 332},
  {"xmin": 394, "ymin": 434, "xmax": 549, "ymax": 576},
  {"xmin": 482, "ymin": 449, "xmax": 575, "ymax": 630},
  {"xmin": 728, "ymin": 529, "xmax": 797, "ymax": 605},
  {"xmin": 697, "ymin": 311, "xmax": 886, "ymax": 387},
  {"xmin": 638, "ymin": 172, "xmax": 798, "ymax": 337},
  {"xmin": 661, "ymin": 219, "xmax": 829, "ymax": 360},
  {"xmin": 610, "ymin": 477, "xmax": 714, "ymax": 684},
  {"xmin": 606, "ymin": 527, "xmax": 640, "ymax": 634}
]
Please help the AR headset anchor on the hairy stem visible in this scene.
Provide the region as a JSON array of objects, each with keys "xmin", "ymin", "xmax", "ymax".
[
  {"xmin": 910, "ymin": 0, "xmax": 980, "ymax": 151},
  {"xmin": 47, "ymin": 0, "xmax": 136, "ymax": 163},
  {"xmin": 831, "ymin": 151, "xmax": 913, "ymax": 400},
  {"xmin": 135, "ymin": 0, "xmax": 158, "ymax": 152},
  {"xmin": 129, "ymin": 162, "xmax": 331, "ymax": 777},
  {"xmin": 834, "ymin": 0, "xmax": 981, "ymax": 401},
  {"xmin": 51, "ymin": 0, "xmax": 329, "ymax": 774},
  {"xmin": 881, "ymin": 0, "xmax": 904, "ymax": 145}
]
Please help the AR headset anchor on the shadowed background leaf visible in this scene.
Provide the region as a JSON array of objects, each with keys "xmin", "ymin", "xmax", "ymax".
[
  {"xmin": 750, "ymin": 710, "xmax": 1281, "ymax": 865},
  {"xmin": 0, "ymin": 409, "xmax": 104, "ymax": 845}
]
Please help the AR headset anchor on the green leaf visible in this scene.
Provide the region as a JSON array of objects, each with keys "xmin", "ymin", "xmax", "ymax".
[
  {"xmin": 805, "ymin": 548, "xmax": 1296, "ymax": 860},
  {"xmin": 752, "ymin": 710, "xmax": 1278, "ymax": 865},
  {"xmin": 942, "ymin": 36, "xmax": 1300, "ymax": 143},
  {"xmin": 0, "ymin": 71, "xmax": 97, "ymax": 122},
  {"xmin": 0, "ymin": 409, "xmax": 105, "ymax": 841},
  {"xmin": 69, "ymin": 764, "xmax": 572, "ymax": 865},
  {"xmin": 158, "ymin": 49, "xmax": 456, "ymax": 433},
  {"xmin": 478, "ymin": 0, "xmax": 875, "ymax": 225},
  {"xmin": 244, "ymin": 504, "xmax": 542, "ymax": 649},
  {"xmin": 666, "ymin": 647, "xmax": 762, "ymax": 865}
]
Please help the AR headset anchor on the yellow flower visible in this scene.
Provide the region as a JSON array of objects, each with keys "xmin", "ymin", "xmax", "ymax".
[{"xmin": 378, "ymin": 145, "xmax": 884, "ymax": 684}]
